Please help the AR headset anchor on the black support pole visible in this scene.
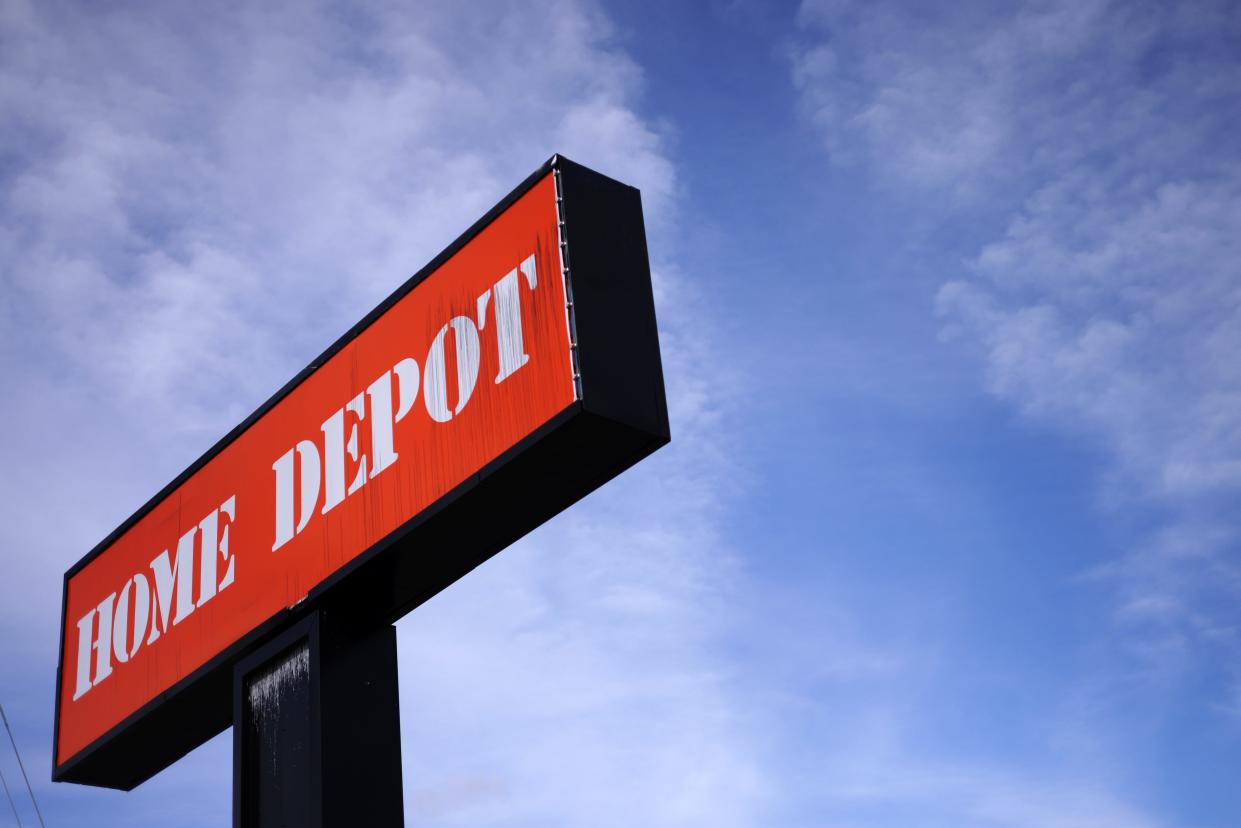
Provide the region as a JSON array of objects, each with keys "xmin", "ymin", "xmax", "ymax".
[{"xmin": 233, "ymin": 610, "xmax": 404, "ymax": 828}]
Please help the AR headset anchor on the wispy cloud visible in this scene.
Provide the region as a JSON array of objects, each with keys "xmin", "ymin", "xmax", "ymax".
[
  {"xmin": 794, "ymin": 0, "xmax": 1241, "ymax": 683},
  {"xmin": 789, "ymin": 0, "xmax": 1241, "ymax": 822},
  {"xmin": 815, "ymin": 756, "xmax": 1167, "ymax": 828}
]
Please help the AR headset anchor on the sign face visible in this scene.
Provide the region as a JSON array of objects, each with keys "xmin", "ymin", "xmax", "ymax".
[{"xmin": 54, "ymin": 157, "xmax": 669, "ymax": 788}]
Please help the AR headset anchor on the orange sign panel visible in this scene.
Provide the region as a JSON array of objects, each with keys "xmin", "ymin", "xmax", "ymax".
[{"xmin": 57, "ymin": 172, "xmax": 575, "ymax": 768}]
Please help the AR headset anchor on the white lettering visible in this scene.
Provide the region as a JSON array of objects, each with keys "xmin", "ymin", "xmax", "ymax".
[
  {"xmin": 111, "ymin": 574, "xmax": 150, "ymax": 664},
  {"xmin": 493, "ymin": 255, "xmax": 538, "ymax": 384},
  {"xmin": 265, "ymin": 249, "xmax": 539, "ymax": 572},
  {"xmin": 393, "ymin": 358, "xmax": 419, "ymax": 423},
  {"xmin": 272, "ymin": 441, "xmax": 320, "ymax": 552},
  {"xmin": 424, "ymin": 316, "xmax": 481, "ymax": 423},
  {"xmin": 72, "ymin": 593, "xmax": 116, "ymax": 700},
  {"xmin": 217, "ymin": 495, "xmax": 237, "ymax": 591},
  {"xmin": 147, "ymin": 527, "xmax": 197, "ymax": 644},
  {"xmin": 368, "ymin": 372, "xmax": 398, "ymax": 479},
  {"xmin": 72, "ymin": 495, "xmax": 237, "ymax": 700},
  {"xmin": 72, "ymin": 609, "xmax": 94, "ymax": 700},
  {"xmin": 198, "ymin": 495, "xmax": 237, "ymax": 606},
  {"xmin": 321, "ymin": 392, "xmax": 367, "ymax": 513}
]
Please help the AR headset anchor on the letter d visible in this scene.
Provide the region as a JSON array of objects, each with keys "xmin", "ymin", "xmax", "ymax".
[{"xmin": 272, "ymin": 440, "xmax": 321, "ymax": 552}]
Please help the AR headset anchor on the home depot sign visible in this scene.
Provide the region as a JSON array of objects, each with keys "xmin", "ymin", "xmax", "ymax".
[{"xmin": 54, "ymin": 157, "xmax": 669, "ymax": 789}]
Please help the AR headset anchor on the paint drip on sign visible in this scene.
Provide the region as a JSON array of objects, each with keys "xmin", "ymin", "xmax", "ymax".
[{"xmin": 247, "ymin": 642, "xmax": 310, "ymax": 730}]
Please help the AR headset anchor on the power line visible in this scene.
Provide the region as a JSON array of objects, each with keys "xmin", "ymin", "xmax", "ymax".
[
  {"xmin": 0, "ymin": 705, "xmax": 43, "ymax": 828},
  {"xmin": 0, "ymin": 760, "xmax": 22, "ymax": 828}
]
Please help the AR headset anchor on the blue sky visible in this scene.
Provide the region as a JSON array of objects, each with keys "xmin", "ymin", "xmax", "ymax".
[{"xmin": 2, "ymin": 0, "xmax": 1240, "ymax": 825}]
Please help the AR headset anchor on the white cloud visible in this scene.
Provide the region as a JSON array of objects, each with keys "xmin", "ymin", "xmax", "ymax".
[
  {"xmin": 0, "ymin": 0, "xmax": 676, "ymax": 432},
  {"xmin": 790, "ymin": 0, "xmax": 1241, "ymax": 820},
  {"xmin": 815, "ymin": 758, "xmax": 1167, "ymax": 828},
  {"xmin": 794, "ymin": 0, "xmax": 1241, "ymax": 667},
  {"xmin": 0, "ymin": 1, "xmax": 756, "ymax": 824}
]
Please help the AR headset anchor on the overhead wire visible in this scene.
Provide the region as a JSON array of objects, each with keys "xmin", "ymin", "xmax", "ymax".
[
  {"xmin": 0, "ymin": 760, "xmax": 22, "ymax": 828},
  {"xmin": 0, "ymin": 705, "xmax": 43, "ymax": 828}
]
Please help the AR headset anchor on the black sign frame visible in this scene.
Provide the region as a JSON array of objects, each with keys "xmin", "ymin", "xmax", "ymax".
[{"xmin": 53, "ymin": 155, "xmax": 669, "ymax": 789}]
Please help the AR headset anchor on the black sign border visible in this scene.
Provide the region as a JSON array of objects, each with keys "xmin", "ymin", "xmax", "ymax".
[{"xmin": 53, "ymin": 155, "xmax": 669, "ymax": 789}]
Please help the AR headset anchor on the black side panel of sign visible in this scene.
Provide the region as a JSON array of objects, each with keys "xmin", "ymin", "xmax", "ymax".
[{"xmin": 557, "ymin": 157, "xmax": 669, "ymax": 442}]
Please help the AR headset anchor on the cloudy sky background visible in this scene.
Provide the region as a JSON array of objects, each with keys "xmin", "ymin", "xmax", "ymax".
[{"xmin": 2, "ymin": 0, "xmax": 1239, "ymax": 825}]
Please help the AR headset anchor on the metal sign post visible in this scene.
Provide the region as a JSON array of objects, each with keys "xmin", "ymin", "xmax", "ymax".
[{"xmin": 233, "ymin": 609, "xmax": 403, "ymax": 828}]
